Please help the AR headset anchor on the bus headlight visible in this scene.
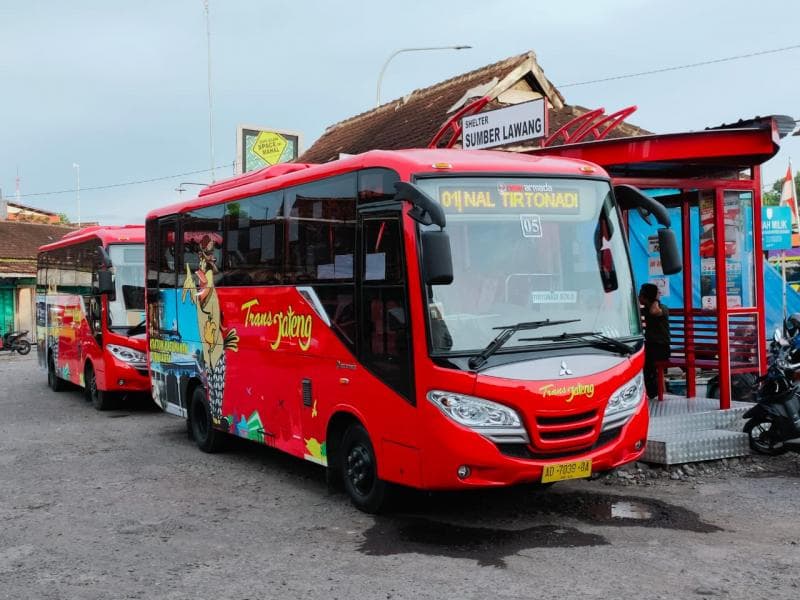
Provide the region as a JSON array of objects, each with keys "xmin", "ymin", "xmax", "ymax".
[
  {"xmin": 427, "ymin": 390, "xmax": 530, "ymax": 444},
  {"xmin": 107, "ymin": 344, "xmax": 146, "ymax": 366},
  {"xmin": 601, "ymin": 373, "xmax": 645, "ymax": 431}
]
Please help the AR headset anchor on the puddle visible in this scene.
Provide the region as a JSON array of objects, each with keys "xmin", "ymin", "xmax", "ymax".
[
  {"xmin": 360, "ymin": 519, "xmax": 607, "ymax": 567},
  {"xmin": 357, "ymin": 489, "xmax": 720, "ymax": 567},
  {"xmin": 107, "ymin": 414, "xmax": 130, "ymax": 419}
]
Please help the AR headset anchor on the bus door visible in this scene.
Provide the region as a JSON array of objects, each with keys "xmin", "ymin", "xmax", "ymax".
[
  {"xmin": 147, "ymin": 216, "xmax": 185, "ymax": 416},
  {"xmin": 354, "ymin": 209, "xmax": 418, "ymax": 453}
]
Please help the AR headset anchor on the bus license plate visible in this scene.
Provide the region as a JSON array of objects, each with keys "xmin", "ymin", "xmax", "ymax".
[{"xmin": 541, "ymin": 459, "xmax": 592, "ymax": 483}]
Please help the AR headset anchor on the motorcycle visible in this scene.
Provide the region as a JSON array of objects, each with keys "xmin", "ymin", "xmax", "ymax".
[
  {"xmin": 742, "ymin": 328, "xmax": 800, "ymax": 455},
  {"xmin": 0, "ymin": 330, "xmax": 31, "ymax": 356}
]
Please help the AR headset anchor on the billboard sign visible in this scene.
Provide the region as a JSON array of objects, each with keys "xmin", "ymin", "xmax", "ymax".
[
  {"xmin": 762, "ymin": 206, "xmax": 793, "ymax": 251},
  {"xmin": 461, "ymin": 99, "xmax": 546, "ymax": 150},
  {"xmin": 236, "ymin": 125, "xmax": 303, "ymax": 174}
]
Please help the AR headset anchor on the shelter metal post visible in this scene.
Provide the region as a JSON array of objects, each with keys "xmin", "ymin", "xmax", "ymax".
[
  {"xmin": 752, "ymin": 166, "xmax": 767, "ymax": 375},
  {"xmin": 714, "ymin": 187, "xmax": 732, "ymax": 409},
  {"xmin": 681, "ymin": 197, "xmax": 696, "ymax": 397}
]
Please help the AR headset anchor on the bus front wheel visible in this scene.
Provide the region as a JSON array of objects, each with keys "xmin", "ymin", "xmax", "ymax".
[
  {"xmin": 85, "ymin": 364, "xmax": 113, "ymax": 411},
  {"xmin": 190, "ymin": 386, "xmax": 224, "ymax": 453},
  {"xmin": 341, "ymin": 423, "xmax": 387, "ymax": 513}
]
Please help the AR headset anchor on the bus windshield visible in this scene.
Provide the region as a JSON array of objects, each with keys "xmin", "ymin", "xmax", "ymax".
[
  {"xmin": 416, "ymin": 176, "xmax": 641, "ymax": 355},
  {"xmin": 108, "ymin": 244, "xmax": 145, "ymax": 330}
]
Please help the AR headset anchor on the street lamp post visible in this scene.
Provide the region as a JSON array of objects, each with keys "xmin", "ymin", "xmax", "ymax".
[
  {"xmin": 203, "ymin": 0, "xmax": 216, "ymax": 182},
  {"xmin": 376, "ymin": 45, "xmax": 472, "ymax": 106},
  {"xmin": 72, "ymin": 163, "xmax": 80, "ymax": 226}
]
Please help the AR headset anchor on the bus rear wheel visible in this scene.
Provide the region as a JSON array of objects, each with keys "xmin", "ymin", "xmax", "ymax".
[
  {"xmin": 48, "ymin": 356, "xmax": 65, "ymax": 392},
  {"xmin": 85, "ymin": 364, "xmax": 113, "ymax": 411},
  {"xmin": 190, "ymin": 386, "xmax": 224, "ymax": 453},
  {"xmin": 341, "ymin": 423, "xmax": 387, "ymax": 513}
]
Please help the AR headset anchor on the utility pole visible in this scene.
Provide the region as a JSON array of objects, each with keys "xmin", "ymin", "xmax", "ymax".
[{"xmin": 204, "ymin": 0, "xmax": 216, "ymax": 182}]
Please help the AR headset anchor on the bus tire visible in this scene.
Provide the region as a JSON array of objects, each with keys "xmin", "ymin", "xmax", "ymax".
[
  {"xmin": 85, "ymin": 363, "xmax": 113, "ymax": 411},
  {"xmin": 48, "ymin": 355, "xmax": 65, "ymax": 392},
  {"xmin": 190, "ymin": 386, "xmax": 224, "ymax": 453},
  {"xmin": 341, "ymin": 423, "xmax": 387, "ymax": 513}
]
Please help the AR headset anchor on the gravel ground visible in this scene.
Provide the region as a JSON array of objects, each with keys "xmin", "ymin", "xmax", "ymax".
[{"xmin": 1, "ymin": 353, "xmax": 799, "ymax": 600}]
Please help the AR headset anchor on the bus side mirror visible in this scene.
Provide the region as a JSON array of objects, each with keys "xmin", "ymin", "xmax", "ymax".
[
  {"xmin": 658, "ymin": 228, "xmax": 682, "ymax": 275},
  {"xmin": 98, "ymin": 270, "xmax": 115, "ymax": 295},
  {"xmin": 421, "ymin": 230, "xmax": 453, "ymax": 285},
  {"xmin": 395, "ymin": 182, "xmax": 446, "ymax": 229}
]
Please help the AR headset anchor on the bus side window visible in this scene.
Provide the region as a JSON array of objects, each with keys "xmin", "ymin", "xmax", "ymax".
[{"xmin": 360, "ymin": 216, "xmax": 412, "ymax": 401}]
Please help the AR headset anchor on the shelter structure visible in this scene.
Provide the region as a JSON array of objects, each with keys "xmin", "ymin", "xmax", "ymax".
[{"xmin": 531, "ymin": 116, "xmax": 788, "ymax": 410}]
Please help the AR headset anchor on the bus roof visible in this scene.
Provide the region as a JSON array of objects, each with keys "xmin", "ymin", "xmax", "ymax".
[
  {"xmin": 146, "ymin": 148, "xmax": 609, "ymax": 220},
  {"xmin": 38, "ymin": 225, "xmax": 145, "ymax": 253}
]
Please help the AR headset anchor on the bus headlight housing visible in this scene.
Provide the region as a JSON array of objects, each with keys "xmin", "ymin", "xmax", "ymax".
[
  {"xmin": 601, "ymin": 373, "xmax": 645, "ymax": 431},
  {"xmin": 427, "ymin": 390, "xmax": 530, "ymax": 444},
  {"xmin": 107, "ymin": 344, "xmax": 147, "ymax": 366}
]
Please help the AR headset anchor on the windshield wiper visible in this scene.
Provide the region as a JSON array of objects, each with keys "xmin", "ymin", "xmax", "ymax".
[
  {"xmin": 126, "ymin": 319, "xmax": 146, "ymax": 337},
  {"xmin": 468, "ymin": 319, "xmax": 581, "ymax": 370},
  {"xmin": 519, "ymin": 330, "xmax": 636, "ymax": 355}
]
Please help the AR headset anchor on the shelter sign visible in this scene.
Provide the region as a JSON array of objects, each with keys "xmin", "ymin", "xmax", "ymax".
[
  {"xmin": 461, "ymin": 99, "xmax": 546, "ymax": 150},
  {"xmin": 762, "ymin": 206, "xmax": 793, "ymax": 251}
]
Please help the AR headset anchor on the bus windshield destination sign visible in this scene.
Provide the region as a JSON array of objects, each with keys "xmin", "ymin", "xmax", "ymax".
[
  {"xmin": 438, "ymin": 183, "xmax": 580, "ymax": 214},
  {"xmin": 461, "ymin": 99, "xmax": 546, "ymax": 150}
]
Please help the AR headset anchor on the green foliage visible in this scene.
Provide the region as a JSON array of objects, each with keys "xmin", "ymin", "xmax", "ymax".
[
  {"xmin": 57, "ymin": 213, "xmax": 71, "ymax": 224},
  {"xmin": 763, "ymin": 171, "xmax": 800, "ymax": 207}
]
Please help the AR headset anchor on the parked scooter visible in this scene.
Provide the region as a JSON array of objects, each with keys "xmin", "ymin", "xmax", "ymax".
[
  {"xmin": 0, "ymin": 330, "xmax": 31, "ymax": 355},
  {"xmin": 742, "ymin": 328, "xmax": 800, "ymax": 455}
]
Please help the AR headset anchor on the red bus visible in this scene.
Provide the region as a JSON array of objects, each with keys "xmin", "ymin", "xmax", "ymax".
[
  {"xmin": 145, "ymin": 149, "xmax": 679, "ymax": 511},
  {"xmin": 37, "ymin": 225, "xmax": 149, "ymax": 409}
]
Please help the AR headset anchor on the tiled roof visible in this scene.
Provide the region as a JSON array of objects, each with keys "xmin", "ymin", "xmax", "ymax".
[
  {"xmin": 300, "ymin": 51, "xmax": 650, "ymax": 164},
  {"xmin": 0, "ymin": 221, "xmax": 77, "ymax": 275}
]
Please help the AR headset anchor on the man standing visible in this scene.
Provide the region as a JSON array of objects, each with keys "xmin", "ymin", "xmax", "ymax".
[{"xmin": 639, "ymin": 283, "xmax": 670, "ymax": 400}]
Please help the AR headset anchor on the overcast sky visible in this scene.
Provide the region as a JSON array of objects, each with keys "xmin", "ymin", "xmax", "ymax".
[{"xmin": 1, "ymin": 0, "xmax": 798, "ymax": 224}]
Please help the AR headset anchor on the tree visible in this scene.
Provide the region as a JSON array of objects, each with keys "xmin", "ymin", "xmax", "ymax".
[
  {"xmin": 763, "ymin": 171, "xmax": 799, "ymax": 207},
  {"xmin": 57, "ymin": 213, "xmax": 71, "ymax": 224}
]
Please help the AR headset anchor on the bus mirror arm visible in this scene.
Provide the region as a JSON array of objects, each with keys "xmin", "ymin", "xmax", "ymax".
[
  {"xmin": 394, "ymin": 182, "xmax": 446, "ymax": 229},
  {"xmin": 98, "ymin": 245, "xmax": 112, "ymax": 268},
  {"xmin": 614, "ymin": 184, "xmax": 682, "ymax": 275},
  {"xmin": 613, "ymin": 184, "xmax": 670, "ymax": 227}
]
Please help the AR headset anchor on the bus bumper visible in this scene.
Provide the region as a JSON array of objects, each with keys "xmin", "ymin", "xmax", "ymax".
[
  {"xmin": 418, "ymin": 396, "xmax": 649, "ymax": 490},
  {"xmin": 98, "ymin": 356, "xmax": 151, "ymax": 394}
]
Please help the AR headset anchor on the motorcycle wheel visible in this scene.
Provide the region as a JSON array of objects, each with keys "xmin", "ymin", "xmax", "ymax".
[
  {"xmin": 15, "ymin": 340, "xmax": 31, "ymax": 355},
  {"xmin": 743, "ymin": 417, "xmax": 788, "ymax": 456}
]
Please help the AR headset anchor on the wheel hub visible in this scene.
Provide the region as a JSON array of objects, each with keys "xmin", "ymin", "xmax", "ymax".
[{"xmin": 346, "ymin": 446, "xmax": 373, "ymax": 494}]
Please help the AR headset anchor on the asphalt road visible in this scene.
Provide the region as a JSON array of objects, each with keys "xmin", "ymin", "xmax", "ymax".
[{"xmin": 1, "ymin": 352, "xmax": 799, "ymax": 600}]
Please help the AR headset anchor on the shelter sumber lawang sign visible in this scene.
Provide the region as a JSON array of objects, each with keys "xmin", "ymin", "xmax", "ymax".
[{"xmin": 461, "ymin": 99, "xmax": 546, "ymax": 150}]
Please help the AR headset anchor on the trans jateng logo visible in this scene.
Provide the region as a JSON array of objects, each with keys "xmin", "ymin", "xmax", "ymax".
[
  {"xmin": 538, "ymin": 382, "xmax": 595, "ymax": 403},
  {"xmin": 240, "ymin": 299, "xmax": 313, "ymax": 351}
]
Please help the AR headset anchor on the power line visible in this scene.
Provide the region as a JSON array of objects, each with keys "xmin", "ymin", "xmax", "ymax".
[
  {"xmin": 12, "ymin": 164, "xmax": 231, "ymax": 199},
  {"xmin": 561, "ymin": 43, "xmax": 800, "ymax": 88}
]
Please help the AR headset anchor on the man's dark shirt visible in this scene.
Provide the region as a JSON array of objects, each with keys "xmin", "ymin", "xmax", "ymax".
[{"xmin": 644, "ymin": 302, "xmax": 670, "ymax": 346}]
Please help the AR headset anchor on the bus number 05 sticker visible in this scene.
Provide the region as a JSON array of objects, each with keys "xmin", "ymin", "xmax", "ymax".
[{"xmin": 519, "ymin": 214, "xmax": 542, "ymax": 238}]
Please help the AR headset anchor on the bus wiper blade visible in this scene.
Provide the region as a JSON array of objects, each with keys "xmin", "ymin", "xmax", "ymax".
[
  {"xmin": 468, "ymin": 319, "xmax": 581, "ymax": 370},
  {"xmin": 519, "ymin": 330, "xmax": 636, "ymax": 355}
]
